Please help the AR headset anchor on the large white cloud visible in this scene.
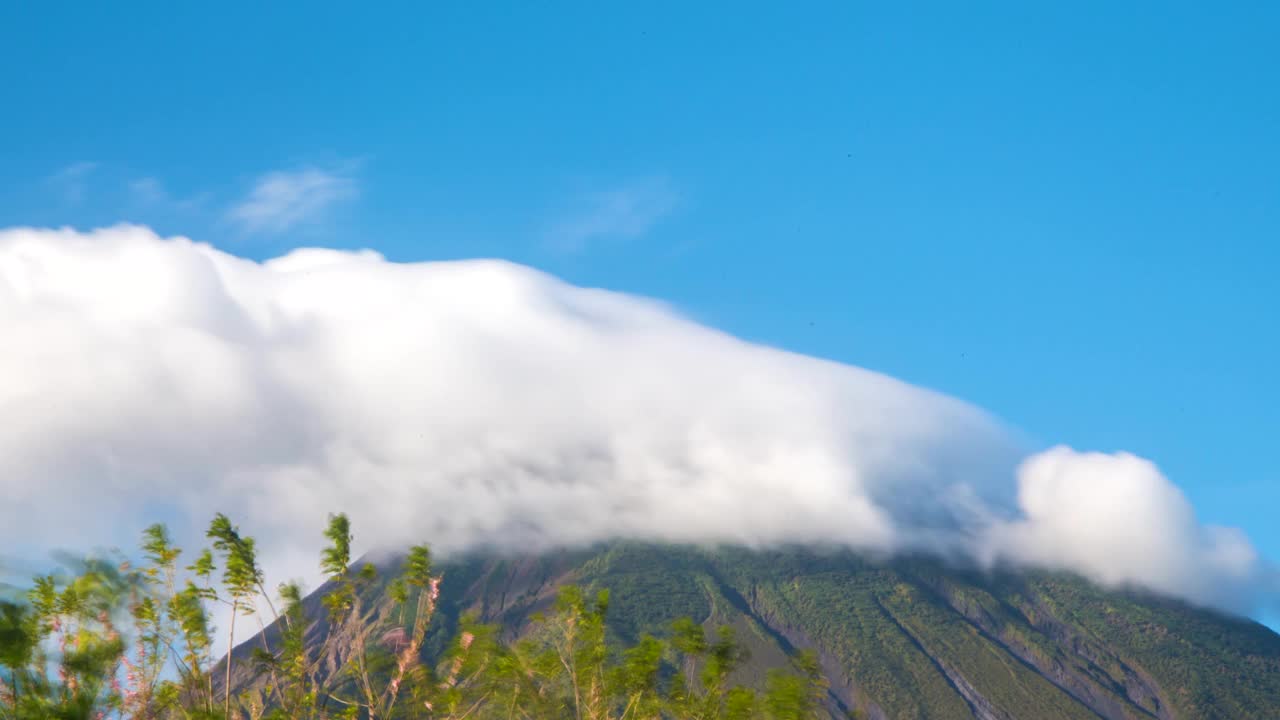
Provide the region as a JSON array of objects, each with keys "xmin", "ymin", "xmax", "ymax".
[
  {"xmin": 0, "ymin": 225, "xmax": 1269, "ymax": 615},
  {"xmin": 979, "ymin": 447, "xmax": 1267, "ymax": 611}
]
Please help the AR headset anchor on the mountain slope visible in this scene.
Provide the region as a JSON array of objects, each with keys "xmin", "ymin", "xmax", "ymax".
[{"xmin": 237, "ymin": 543, "xmax": 1280, "ymax": 719}]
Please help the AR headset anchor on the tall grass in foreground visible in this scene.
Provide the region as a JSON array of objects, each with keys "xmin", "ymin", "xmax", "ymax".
[{"xmin": 0, "ymin": 514, "xmax": 828, "ymax": 719}]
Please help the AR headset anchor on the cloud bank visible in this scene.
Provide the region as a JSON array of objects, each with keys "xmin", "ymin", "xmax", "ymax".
[{"xmin": 0, "ymin": 225, "xmax": 1270, "ymax": 614}]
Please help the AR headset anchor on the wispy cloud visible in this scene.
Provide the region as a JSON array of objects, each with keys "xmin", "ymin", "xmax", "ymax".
[
  {"xmin": 545, "ymin": 177, "xmax": 678, "ymax": 251},
  {"xmin": 129, "ymin": 177, "xmax": 167, "ymax": 205},
  {"xmin": 128, "ymin": 176, "xmax": 210, "ymax": 212},
  {"xmin": 46, "ymin": 162, "xmax": 98, "ymax": 203},
  {"xmin": 227, "ymin": 165, "xmax": 358, "ymax": 234}
]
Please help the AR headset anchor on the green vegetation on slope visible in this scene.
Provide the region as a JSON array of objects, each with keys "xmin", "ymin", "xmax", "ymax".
[{"xmin": 428, "ymin": 544, "xmax": 1280, "ymax": 719}]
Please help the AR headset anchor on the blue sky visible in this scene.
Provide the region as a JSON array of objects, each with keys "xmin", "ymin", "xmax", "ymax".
[{"xmin": 2, "ymin": 3, "xmax": 1277, "ymax": 599}]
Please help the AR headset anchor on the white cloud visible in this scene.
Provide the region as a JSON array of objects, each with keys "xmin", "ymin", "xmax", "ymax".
[
  {"xmin": 545, "ymin": 178, "xmax": 678, "ymax": 251},
  {"xmin": 978, "ymin": 447, "xmax": 1266, "ymax": 611},
  {"xmin": 227, "ymin": 166, "xmax": 357, "ymax": 234},
  {"xmin": 0, "ymin": 225, "xmax": 1271, "ymax": 617}
]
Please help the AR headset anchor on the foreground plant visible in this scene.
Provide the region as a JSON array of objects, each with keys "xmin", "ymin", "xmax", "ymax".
[
  {"xmin": 1, "ymin": 515, "xmax": 829, "ymax": 719},
  {"xmin": 427, "ymin": 585, "xmax": 828, "ymax": 720},
  {"xmin": 0, "ymin": 557, "xmax": 132, "ymax": 720}
]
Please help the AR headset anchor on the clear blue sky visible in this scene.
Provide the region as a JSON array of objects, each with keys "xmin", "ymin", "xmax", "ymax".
[{"xmin": 2, "ymin": 3, "xmax": 1277, "ymax": 584}]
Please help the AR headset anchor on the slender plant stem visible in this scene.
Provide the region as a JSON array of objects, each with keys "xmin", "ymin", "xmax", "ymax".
[{"xmin": 225, "ymin": 599, "xmax": 237, "ymax": 719}]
